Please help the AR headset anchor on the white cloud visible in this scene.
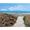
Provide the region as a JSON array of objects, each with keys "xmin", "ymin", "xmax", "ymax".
[
  {"xmin": 0, "ymin": 5, "xmax": 30, "ymax": 11},
  {"xmin": 8, "ymin": 5, "xmax": 24, "ymax": 11},
  {"xmin": 8, "ymin": 5, "xmax": 30, "ymax": 11},
  {"xmin": 1, "ymin": 9, "xmax": 8, "ymax": 11}
]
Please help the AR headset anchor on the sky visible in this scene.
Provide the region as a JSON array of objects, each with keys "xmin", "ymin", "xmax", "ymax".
[{"xmin": 0, "ymin": 3, "xmax": 30, "ymax": 13}]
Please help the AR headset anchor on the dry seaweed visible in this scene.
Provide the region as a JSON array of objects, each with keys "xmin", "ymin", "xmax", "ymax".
[
  {"xmin": 0, "ymin": 13, "xmax": 17, "ymax": 27},
  {"xmin": 23, "ymin": 16, "xmax": 30, "ymax": 27}
]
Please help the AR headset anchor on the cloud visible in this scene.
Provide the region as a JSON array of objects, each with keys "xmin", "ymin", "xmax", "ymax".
[
  {"xmin": 8, "ymin": 5, "xmax": 30, "ymax": 11},
  {"xmin": 0, "ymin": 9, "xmax": 8, "ymax": 11},
  {"xmin": 0, "ymin": 5, "xmax": 30, "ymax": 11},
  {"xmin": 8, "ymin": 5, "xmax": 24, "ymax": 11}
]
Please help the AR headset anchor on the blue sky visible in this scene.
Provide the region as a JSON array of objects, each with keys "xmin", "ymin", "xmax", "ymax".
[{"xmin": 0, "ymin": 3, "xmax": 30, "ymax": 13}]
